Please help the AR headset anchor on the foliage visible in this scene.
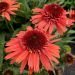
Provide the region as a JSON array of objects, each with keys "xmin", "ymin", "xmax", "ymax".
[{"xmin": 0, "ymin": 0, "xmax": 75, "ymax": 75}]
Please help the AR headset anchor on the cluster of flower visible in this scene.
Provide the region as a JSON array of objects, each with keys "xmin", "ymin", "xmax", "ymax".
[{"xmin": 0, "ymin": 0, "xmax": 75, "ymax": 75}]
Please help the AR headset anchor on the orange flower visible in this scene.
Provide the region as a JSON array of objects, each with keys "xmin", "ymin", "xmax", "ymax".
[
  {"xmin": 69, "ymin": 10, "xmax": 75, "ymax": 21},
  {"xmin": 5, "ymin": 26, "xmax": 60, "ymax": 75},
  {"xmin": 31, "ymin": 4, "xmax": 74, "ymax": 35},
  {"xmin": 0, "ymin": 0, "xmax": 20, "ymax": 21}
]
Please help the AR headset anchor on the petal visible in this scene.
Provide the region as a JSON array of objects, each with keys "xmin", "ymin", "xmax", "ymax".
[
  {"xmin": 48, "ymin": 35, "xmax": 57, "ymax": 39},
  {"xmin": 37, "ymin": 20, "xmax": 47, "ymax": 29},
  {"xmin": 7, "ymin": 10, "xmax": 16, "ymax": 15},
  {"xmin": 16, "ymin": 31, "xmax": 25, "ymax": 38},
  {"xmin": 10, "ymin": 4, "xmax": 20, "ymax": 8},
  {"xmin": 34, "ymin": 53, "xmax": 39, "ymax": 72},
  {"xmin": 6, "ymin": 38, "xmax": 19, "ymax": 46},
  {"xmin": 16, "ymin": 51, "xmax": 29, "ymax": 63},
  {"xmin": 47, "ymin": 48, "xmax": 60, "ymax": 58},
  {"xmin": 32, "ymin": 8, "xmax": 42, "ymax": 13},
  {"xmin": 5, "ymin": 51, "xmax": 21, "ymax": 60},
  {"xmin": 50, "ymin": 38, "xmax": 61, "ymax": 43},
  {"xmin": 31, "ymin": 15, "xmax": 42, "ymax": 20},
  {"xmin": 51, "ymin": 56, "xmax": 59, "ymax": 64},
  {"xmin": 49, "ymin": 44, "xmax": 60, "ymax": 50},
  {"xmin": 10, "ymin": 54, "xmax": 20, "ymax": 64},
  {"xmin": 56, "ymin": 22, "xmax": 67, "ymax": 35},
  {"xmin": 43, "ymin": 49, "xmax": 59, "ymax": 63},
  {"xmin": 2, "ymin": 12, "xmax": 11, "ymax": 21},
  {"xmin": 28, "ymin": 53, "xmax": 34, "ymax": 69},
  {"xmin": 31, "ymin": 18, "xmax": 42, "ymax": 24},
  {"xmin": 49, "ymin": 22, "xmax": 54, "ymax": 34},
  {"xmin": 44, "ymin": 23, "xmax": 49, "ymax": 32},
  {"xmin": 40, "ymin": 52, "xmax": 51, "ymax": 71},
  {"xmin": 20, "ymin": 58, "xmax": 28, "ymax": 73},
  {"xmin": 5, "ymin": 44, "xmax": 22, "ymax": 53},
  {"xmin": 65, "ymin": 18, "xmax": 74, "ymax": 26},
  {"xmin": 27, "ymin": 26, "xmax": 33, "ymax": 31},
  {"xmin": 9, "ymin": 8, "xmax": 18, "ymax": 11},
  {"xmin": 10, "ymin": 52, "xmax": 21, "ymax": 64},
  {"xmin": 57, "ymin": 22, "xmax": 67, "ymax": 31},
  {"xmin": 28, "ymin": 67, "xmax": 34, "ymax": 75}
]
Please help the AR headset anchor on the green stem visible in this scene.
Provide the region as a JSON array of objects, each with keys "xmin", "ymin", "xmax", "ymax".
[
  {"xmin": 5, "ymin": 19, "xmax": 14, "ymax": 33},
  {"xmin": 9, "ymin": 22, "xmax": 14, "ymax": 32}
]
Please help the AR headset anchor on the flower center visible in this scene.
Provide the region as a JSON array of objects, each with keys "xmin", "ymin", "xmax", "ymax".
[
  {"xmin": 0, "ymin": 2, "xmax": 9, "ymax": 14},
  {"xmin": 22, "ymin": 30, "xmax": 47, "ymax": 51},
  {"xmin": 44, "ymin": 4, "xmax": 64, "ymax": 19}
]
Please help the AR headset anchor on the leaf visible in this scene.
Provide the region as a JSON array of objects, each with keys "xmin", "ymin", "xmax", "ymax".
[
  {"xmin": 0, "ymin": 32, "xmax": 5, "ymax": 71},
  {"xmin": 68, "ymin": 30, "xmax": 75, "ymax": 34},
  {"xmin": 18, "ymin": 0, "xmax": 31, "ymax": 19}
]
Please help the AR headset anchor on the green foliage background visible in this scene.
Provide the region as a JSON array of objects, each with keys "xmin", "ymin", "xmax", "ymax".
[{"xmin": 0, "ymin": 0, "xmax": 75, "ymax": 75}]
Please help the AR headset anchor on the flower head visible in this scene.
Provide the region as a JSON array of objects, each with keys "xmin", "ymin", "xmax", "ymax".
[
  {"xmin": 31, "ymin": 4, "xmax": 74, "ymax": 35},
  {"xmin": 5, "ymin": 26, "xmax": 60, "ymax": 75},
  {"xmin": 63, "ymin": 53, "xmax": 74, "ymax": 64},
  {"xmin": 0, "ymin": 0, "xmax": 20, "ymax": 21}
]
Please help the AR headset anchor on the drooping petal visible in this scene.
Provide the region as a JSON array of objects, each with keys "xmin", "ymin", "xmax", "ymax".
[
  {"xmin": 28, "ymin": 53, "xmax": 34, "ymax": 69},
  {"xmin": 36, "ymin": 20, "xmax": 47, "ymax": 29},
  {"xmin": 7, "ymin": 10, "xmax": 16, "ymax": 15},
  {"xmin": 20, "ymin": 58, "xmax": 28, "ymax": 73},
  {"xmin": 28, "ymin": 67, "xmax": 34, "ymax": 75},
  {"xmin": 33, "ymin": 52, "xmax": 39, "ymax": 72},
  {"xmin": 43, "ymin": 49, "xmax": 59, "ymax": 63},
  {"xmin": 40, "ymin": 52, "xmax": 51, "ymax": 71},
  {"xmin": 16, "ymin": 51, "xmax": 29, "ymax": 63},
  {"xmin": 49, "ymin": 22, "xmax": 54, "ymax": 34},
  {"xmin": 3, "ymin": 12, "xmax": 11, "ymax": 21}
]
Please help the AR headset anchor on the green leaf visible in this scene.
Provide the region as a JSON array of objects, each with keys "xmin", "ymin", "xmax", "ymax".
[
  {"xmin": 18, "ymin": 0, "xmax": 31, "ymax": 19},
  {"xmin": 68, "ymin": 30, "xmax": 75, "ymax": 34},
  {"xmin": 0, "ymin": 32, "xmax": 5, "ymax": 71}
]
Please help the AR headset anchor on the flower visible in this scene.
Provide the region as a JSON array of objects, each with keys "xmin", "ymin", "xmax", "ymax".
[
  {"xmin": 5, "ymin": 26, "xmax": 60, "ymax": 75},
  {"xmin": 63, "ymin": 53, "xmax": 74, "ymax": 64},
  {"xmin": 0, "ymin": 0, "xmax": 20, "ymax": 21},
  {"xmin": 2, "ymin": 68, "xmax": 14, "ymax": 75},
  {"xmin": 69, "ymin": 10, "xmax": 75, "ymax": 21},
  {"xmin": 31, "ymin": 4, "xmax": 74, "ymax": 35}
]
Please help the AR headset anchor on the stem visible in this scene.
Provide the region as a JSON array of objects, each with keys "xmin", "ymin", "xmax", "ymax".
[
  {"xmin": 5, "ymin": 19, "xmax": 14, "ymax": 33},
  {"xmin": 9, "ymin": 22, "xmax": 14, "ymax": 32}
]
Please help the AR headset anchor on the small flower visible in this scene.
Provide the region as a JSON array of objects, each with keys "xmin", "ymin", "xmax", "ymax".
[
  {"xmin": 31, "ymin": 4, "xmax": 74, "ymax": 35},
  {"xmin": 69, "ymin": 10, "xmax": 75, "ymax": 21},
  {"xmin": 2, "ymin": 68, "xmax": 14, "ymax": 75},
  {"xmin": 5, "ymin": 26, "xmax": 60, "ymax": 75},
  {"xmin": 63, "ymin": 53, "xmax": 74, "ymax": 64},
  {"xmin": 0, "ymin": 0, "xmax": 20, "ymax": 21}
]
